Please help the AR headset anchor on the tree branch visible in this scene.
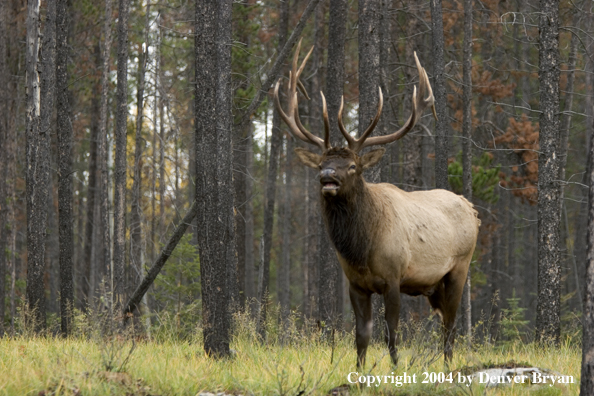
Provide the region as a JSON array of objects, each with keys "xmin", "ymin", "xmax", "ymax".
[{"xmin": 235, "ymin": 0, "xmax": 322, "ymax": 129}]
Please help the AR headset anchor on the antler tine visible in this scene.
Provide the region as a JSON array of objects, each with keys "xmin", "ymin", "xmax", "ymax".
[
  {"xmin": 337, "ymin": 96, "xmax": 356, "ymax": 148},
  {"xmin": 293, "ymin": 92, "xmax": 326, "ymax": 149},
  {"xmin": 415, "ymin": 52, "xmax": 437, "ymax": 121},
  {"xmin": 320, "ymin": 92, "xmax": 331, "ymax": 150},
  {"xmin": 358, "ymin": 52, "xmax": 435, "ymax": 151},
  {"xmin": 273, "ymin": 40, "xmax": 325, "ymax": 151},
  {"xmin": 351, "ymin": 87, "xmax": 384, "ymax": 152}
]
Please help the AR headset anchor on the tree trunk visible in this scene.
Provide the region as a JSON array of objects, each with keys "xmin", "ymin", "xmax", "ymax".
[
  {"xmin": 575, "ymin": 35, "xmax": 594, "ymax": 313},
  {"xmin": 83, "ymin": 43, "xmax": 101, "ymax": 307},
  {"xmin": 25, "ymin": 0, "xmax": 47, "ymax": 332},
  {"xmin": 359, "ymin": 0, "xmax": 382, "ymax": 339},
  {"xmin": 402, "ymin": 2, "xmax": 422, "ymax": 193},
  {"xmin": 130, "ymin": 3, "xmax": 151, "ymax": 302},
  {"xmin": 257, "ymin": 0, "xmax": 289, "ymax": 341},
  {"xmin": 358, "ymin": 0, "xmax": 380, "ymax": 182},
  {"xmin": 195, "ymin": 0, "xmax": 235, "ymax": 358},
  {"xmin": 461, "ymin": 0, "xmax": 473, "ymax": 341},
  {"xmin": 304, "ymin": 3, "xmax": 324, "ymax": 321},
  {"xmin": 232, "ymin": 0, "xmax": 253, "ymax": 309},
  {"xmin": 216, "ymin": 0, "xmax": 237, "ymax": 313},
  {"xmin": 0, "ymin": 0, "xmax": 8, "ymax": 336},
  {"xmin": 39, "ymin": 0, "xmax": 57, "ymax": 319},
  {"xmin": 244, "ymin": 127, "xmax": 255, "ymax": 306},
  {"xmin": 581, "ymin": 106, "xmax": 594, "ymax": 396},
  {"xmin": 279, "ymin": 135, "xmax": 293, "ymax": 325},
  {"xmin": 45, "ymin": 179, "xmax": 58, "ymax": 314},
  {"xmin": 535, "ymin": 0, "xmax": 561, "ymax": 345},
  {"xmin": 5, "ymin": 2, "xmax": 21, "ymax": 334},
  {"xmin": 99, "ymin": 0, "xmax": 113, "ymax": 309},
  {"xmin": 316, "ymin": 0, "xmax": 347, "ymax": 333},
  {"xmin": 430, "ymin": 0, "xmax": 449, "ymax": 190},
  {"xmin": 557, "ymin": 10, "xmax": 580, "ymax": 312},
  {"xmin": 56, "ymin": 0, "xmax": 74, "ymax": 336},
  {"xmin": 113, "ymin": 0, "xmax": 129, "ymax": 312},
  {"xmin": 98, "ymin": 0, "xmax": 113, "ymax": 311}
]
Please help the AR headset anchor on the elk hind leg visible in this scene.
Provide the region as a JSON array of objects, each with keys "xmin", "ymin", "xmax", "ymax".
[
  {"xmin": 428, "ymin": 264, "xmax": 467, "ymax": 363},
  {"xmin": 383, "ymin": 285, "xmax": 401, "ymax": 366},
  {"xmin": 349, "ymin": 284, "xmax": 372, "ymax": 368}
]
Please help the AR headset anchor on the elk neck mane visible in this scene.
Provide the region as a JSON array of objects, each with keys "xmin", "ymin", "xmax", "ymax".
[{"xmin": 320, "ymin": 178, "xmax": 380, "ymax": 270}]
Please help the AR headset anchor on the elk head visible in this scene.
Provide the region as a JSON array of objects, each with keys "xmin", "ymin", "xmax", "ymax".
[{"xmin": 274, "ymin": 39, "xmax": 436, "ymax": 198}]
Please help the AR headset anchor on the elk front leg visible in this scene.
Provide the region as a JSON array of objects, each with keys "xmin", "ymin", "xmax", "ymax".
[
  {"xmin": 384, "ymin": 285, "xmax": 401, "ymax": 366},
  {"xmin": 349, "ymin": 284, "xmax": 372, "ymax": 368}
]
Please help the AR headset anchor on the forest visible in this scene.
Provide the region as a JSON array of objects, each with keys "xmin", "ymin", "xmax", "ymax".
[{"xmin": 0, "ymin": 0, "xmax": 593, "ymax": 394}]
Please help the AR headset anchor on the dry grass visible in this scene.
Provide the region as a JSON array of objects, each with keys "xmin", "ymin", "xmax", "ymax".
[{"xmin": 0, "ymin": 311, "xmax": 582, "ymax": 395}]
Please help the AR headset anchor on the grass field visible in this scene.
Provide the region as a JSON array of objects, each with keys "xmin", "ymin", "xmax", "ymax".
[{"xmin": 0, "ymin": 311, "xmax": 582, "ymax": 396}]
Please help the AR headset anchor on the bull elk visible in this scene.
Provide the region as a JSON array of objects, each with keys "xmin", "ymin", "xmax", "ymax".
[{"xmin": 274, "ymin": 40, "xmax": 480, "ymax": 367}]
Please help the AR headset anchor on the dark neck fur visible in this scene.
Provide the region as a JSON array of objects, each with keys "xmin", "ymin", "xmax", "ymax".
[{"xmin": 321, "ymin": 179, "xmax": 375, "ymax": 270}]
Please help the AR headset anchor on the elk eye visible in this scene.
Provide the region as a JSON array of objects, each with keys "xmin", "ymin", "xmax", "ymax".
[{"xmin": 349, "ymin": 165, "xmax": 356, "ymax": 170}]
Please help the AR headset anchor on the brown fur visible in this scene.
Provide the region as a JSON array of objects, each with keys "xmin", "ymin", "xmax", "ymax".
[{"xmin": 297, "ymin": 146, "xmax": 480, "ymax": 367}]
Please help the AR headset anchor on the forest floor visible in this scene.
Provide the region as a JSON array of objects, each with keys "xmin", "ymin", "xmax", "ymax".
[{"xmin": 0, "ymin": 312, "xmax": 583, "ymax": 396}]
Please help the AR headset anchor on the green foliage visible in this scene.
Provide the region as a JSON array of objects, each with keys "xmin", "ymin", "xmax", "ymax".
[
  {"xmin": 152, "ymin": 234, "xmax": 201, "ymax": 339},
  {"xmin": 448, "ymin": 151, "xmax": 501, "ymax": 204},
  {"xmin": 499, "ymin": 290, "xmax": 529, "ymax": 345},
  {"xmin": 232, "ymin": 2, "xmax": 269, "ymax": 121}
]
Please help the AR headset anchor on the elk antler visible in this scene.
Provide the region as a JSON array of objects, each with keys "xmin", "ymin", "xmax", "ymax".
[
  {"xmin": 338, "ymin": 52, "xmax": 436, "ymax": 153},
  {"xmin": 274, "ymin": 39, "xmax": 329, "ymax": 151}
]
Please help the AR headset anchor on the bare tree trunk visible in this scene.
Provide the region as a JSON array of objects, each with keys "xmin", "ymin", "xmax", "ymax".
[
  {"xmin": 535, "ymin": 0, "xmax": 561, "ymax": 345},
  {"xmin": 258, "ymin": 0, "xmax": 289, "ymax": 341},
  {"xmin": 83, "ymin": 43, "xmax": 101, "ymax": 307},
  {"xmin": 358, "ymin": 0, "xmax": 380, "ymax": 180},
  {"xmin": 46, "ymin": 177, "xmax": 59, "ymax": 315},
  {"xmin": 233, "ymin": 0, "xmax": 253, "ymax": 309},
  {"xmin": 461, "ymin": 0, "xmax": 473, "ymax": 341},
  {"xmin": 304, "ymin": 3, "xmax": 324, "ymax": 321},
  {"xmin": 317, "ymin": 0, "xmax": 347, "ymax": 334},
  {"xmin": 0, "ymin": 0, "xmax": 8, "ymax": 336},
  {"xmin": 557, "ymin": 10, "xmax": 580, "ymax": 312},
  {"xmin": 279, "ymin": 136, "xmax": 293, "ymax": 324},
  {"xmin": 575, "ymin": 34, "xmax": 594, "ymax": 313},
  {"xmin": 244, "ymin": 127, "xmax": 255, "ymax": 305},
  {"xmin": 56, "ymin": 0, "xmax": 74, "ymax": 336},
  {"xmin": 359, "ymin": 0, "xmax": 383, "ymax": 340},
  {"xmin": 98, "ymin": 0, "xmax": 113, "ymax": 311},
  {"xmin": 402, "ymin": 2, "xmax": 422, "ymax": 193},
  {"xmin": 5, "ymin": 5, "xmax": 21, "ymax": 334},
  {"xmin": 39, "ymin": 0, "xmax": 57, "ymax": 319},
  {"xmin": 130, "ymin": 3, "xmax": 151, "ymax": 302},
  {"xmin": 113, "ymin": 0, "xmax": 129, "ymax": 312},
  {"xmin": 195, "ymin": 0, "xmax": 235, "ymax": 357},
  {"xmin": 25, "ymin": 0, "xmax": 47, "ymax": 332},
  {"xmin": 217, "ymin": 0, "xmax": 238, "ymax": 312},
  {"xmin": 430, "ymin": 0, "xmax": 449, "ymax": 190},
  {"xmin": 581, "ymin": 67, "xmax": 594, "ymax": 393}
]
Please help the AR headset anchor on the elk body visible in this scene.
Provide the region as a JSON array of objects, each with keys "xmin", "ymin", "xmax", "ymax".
[{"xmin": 276, "ymin": 41, "xmax": 480, "ymax": 367}]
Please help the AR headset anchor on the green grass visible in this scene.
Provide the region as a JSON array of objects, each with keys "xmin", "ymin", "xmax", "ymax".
[{"xmin": 0, "ymin": 312, "xmax": 582, "ymax": 395}]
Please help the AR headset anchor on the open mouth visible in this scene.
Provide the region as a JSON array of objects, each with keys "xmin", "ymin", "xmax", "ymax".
[
  {"xmin": 322, "ymin": 182, "xmax": 339, "ymax": 190},
  {"xmin": 321, "ymin": 180, "xmax": 340, "ymax": 195}
]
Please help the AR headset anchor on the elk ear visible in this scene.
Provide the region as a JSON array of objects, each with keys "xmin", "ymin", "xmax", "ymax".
[
  {"xmin": 361, "ymin": 148, "xmax": 386, "ymax": 170},
  {"xmin": 294, "ymin": 148, "xmax": 322, "ymax": 169}
]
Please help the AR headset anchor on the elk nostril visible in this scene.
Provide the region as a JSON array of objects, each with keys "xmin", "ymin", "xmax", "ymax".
[{"xmin": 320, "ymin": 169, "xmax": 335, "ymax": 178}]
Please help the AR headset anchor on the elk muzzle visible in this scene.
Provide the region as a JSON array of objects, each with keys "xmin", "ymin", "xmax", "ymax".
[{"xmin": 320, "ymin": 168, "xmax": 340, "ymax": 196}]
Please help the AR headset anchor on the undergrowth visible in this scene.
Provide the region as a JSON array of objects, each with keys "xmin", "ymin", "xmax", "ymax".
[{"xmin": 0, "ymin": 302, "xmax": 582, "ymax": 396}]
